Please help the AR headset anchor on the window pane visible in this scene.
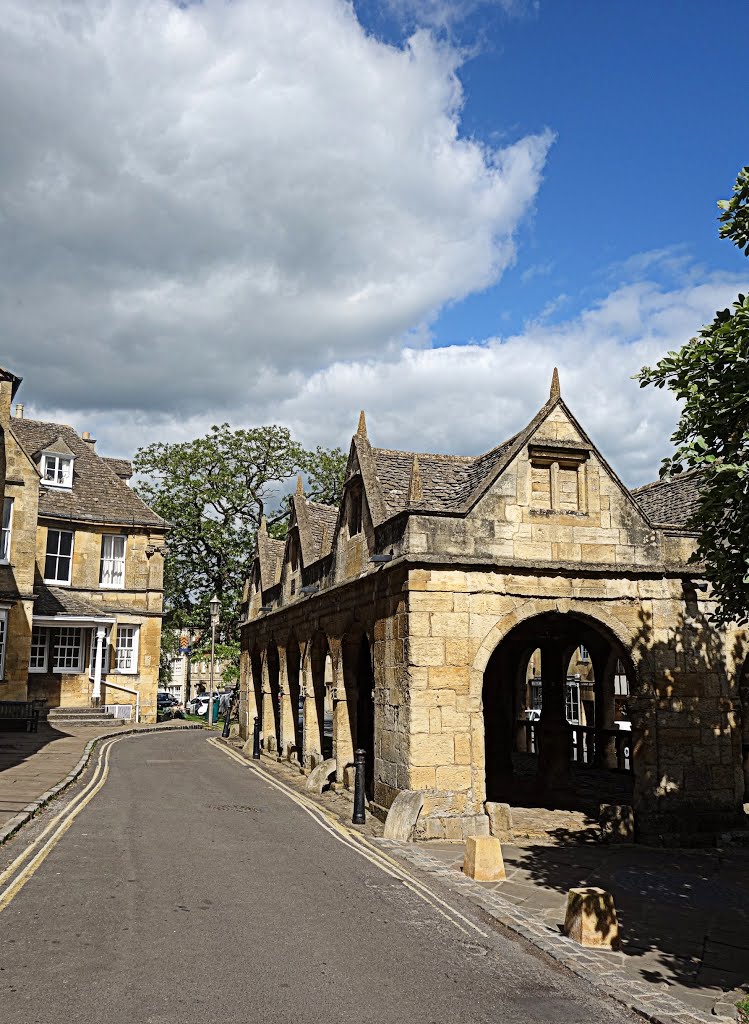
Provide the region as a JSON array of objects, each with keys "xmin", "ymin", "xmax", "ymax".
[
  {"xmin": 1, "ymin": 499, "xmax": 11, "ymax": 561},
  {"xmin": 53, "ymin": 627, "xmax": 82, "ymax": 670},
  {"xmin": 30, "ymin": 627, "xmax": 48, "ymax": 670},
  {"xmin": 58, "ymin": 531, "xmax": 73, "ymax": 556},
  {"xmin": 0, "ymin": 612, "xmax": 6, "ymax": 678},
  {"xmin": 116, "ymin": 626, "xmax": 138, "ymax": 672},
  {"xmin": 44, "ymin": 554, "xmax": 57, "ymax": 579}
]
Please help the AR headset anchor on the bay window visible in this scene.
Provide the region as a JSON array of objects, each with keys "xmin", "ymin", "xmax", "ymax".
[
  {"xmin": 52, "ymin": 627, "xmax": 83, "ymax": 672},
  {"xmin": 115, "ymin": 625, "xmax": 140, "ymax": 674}
]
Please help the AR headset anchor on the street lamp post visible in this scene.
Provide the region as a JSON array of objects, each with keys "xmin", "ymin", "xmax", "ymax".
[{"xmin": 208, "ymin": 594, "xmax": 220, "ymax": 728}]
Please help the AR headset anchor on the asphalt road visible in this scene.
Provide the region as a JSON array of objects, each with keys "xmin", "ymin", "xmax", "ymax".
[{"xmin": 0, "ymin": 731, "xmax": 637, "ymax": 1024}]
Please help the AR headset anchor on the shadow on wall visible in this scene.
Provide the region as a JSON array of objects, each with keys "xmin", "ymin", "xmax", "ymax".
[{"xmin": 627, "ymin": 598, "xmax": 747, "ymax": 844}]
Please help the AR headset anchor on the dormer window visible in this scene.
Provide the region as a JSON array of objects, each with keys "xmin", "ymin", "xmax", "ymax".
[{"xmin": 42, "ymin": 453, "xmax": 74, "ymax": 488}]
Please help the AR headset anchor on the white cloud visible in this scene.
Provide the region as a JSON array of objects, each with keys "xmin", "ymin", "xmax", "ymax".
[
  {"xmin": 381, "ymin": 0, "xmax": 539, "ymax": 31},
  {"xmin": 1, "ymin": 0, "xmax": 551, "ymax": 413},
  {"xmin": 29, "ymin": 266, "xmax": 745, "ymax": 490}
]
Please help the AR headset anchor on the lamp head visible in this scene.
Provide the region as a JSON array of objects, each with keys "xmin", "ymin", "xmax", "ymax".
[{"xmin": 209, "ymin": 594, "xmax": 221, "ymax": 621}]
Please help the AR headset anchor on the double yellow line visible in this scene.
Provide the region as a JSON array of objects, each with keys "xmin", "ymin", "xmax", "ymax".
[
  {"xmin": 206, "ymin": 737, "xmax": 488, "ymax": 939},
  {"xmin": 0, "ymin": 734, "xmax": 122, "ymax": 914}
]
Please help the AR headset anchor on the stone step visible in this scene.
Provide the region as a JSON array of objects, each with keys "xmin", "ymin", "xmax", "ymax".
[
  {"xmin": 47, "ymin": 707, "xmax": 114, "ymax": 718},
  {"xmin": 48, "ymin": 716, "xmax": 122, "ymax": 727}
]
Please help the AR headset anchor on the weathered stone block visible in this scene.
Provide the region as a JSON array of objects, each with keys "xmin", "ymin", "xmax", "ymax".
[
  {"xmin": 463, "ymin": 836, "xmax": 506, "ymax": 881},
  {"xmin": 563, "ymin": 888, "xmax": 620, "ymax": 949},
  {"xmin": 409, "ymin": 638, "xmax": 445, "ymax": 666},
  {"xmin": 485, "ymin": 801, "xmax": 513, "ymax": 839},
  {"xmin": 410, "ymin": 733, "xmax": 455, "ymax": 767},
  {"xmin": 435, "ymin": 765, "xmax": 471, "ymax": 790}
]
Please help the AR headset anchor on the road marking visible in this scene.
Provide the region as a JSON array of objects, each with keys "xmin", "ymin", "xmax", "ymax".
[
  {"xmin": 206, "ymin": 737, "xmax": 488, "ymax": 938},
  {"xmin": 0, "ymin": 736, "xmax": 122, "ymax": 914}
]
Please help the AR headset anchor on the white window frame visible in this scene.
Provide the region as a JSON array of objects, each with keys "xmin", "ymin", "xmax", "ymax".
[
  {"xmin": 88, "ymin": 627, "xmax": 111, "ymax": 679},
  {"xmin": 100, "ymin": 534, "xmax": 126, "ymax": 589},
  {"xmin": 41, "ymin": 452, "xmax": 74, "ymax": 488},
  {"xmin": 1, "ymin": 498, "xmax": 13, "ymax": 563},
  {"xmin": 52, "ymin": 627, "xmax": 83, "ymax": 673},
  {"xmin": 44, "ymin": 529, "xmax": 74, "ymax": 585},
  {"xmin": 29, "ymin": 625, "xmax": 49, "ymax": 673},
  {"xmin": 0, "ymin": 609, "xmax": 7, "ymax": 680},
  {"xmin": 115, "ymin": 625, "xmax": 140, "ymax": 675}
]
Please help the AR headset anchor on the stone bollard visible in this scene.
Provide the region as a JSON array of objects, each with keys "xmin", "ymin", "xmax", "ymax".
[
  {"xmin": 563, "ymin": 887, "xmax": 620, "ymax": 949},
  {"xmin": 463, "ymin": 835, "xmax": 506, "ymax": 882}
]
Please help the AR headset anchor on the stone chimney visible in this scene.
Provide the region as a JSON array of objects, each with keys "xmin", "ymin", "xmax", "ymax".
[
  {"xmin": 14, "ymin": 403, "xmax": 23, "ymax": 419},
  {"xmin": 81, "ymin": 430, "xmax": 96, "ymax": 452}
]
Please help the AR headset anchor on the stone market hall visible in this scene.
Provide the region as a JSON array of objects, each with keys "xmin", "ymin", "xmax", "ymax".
[{"xmin": 239, "ymin": 373, "xmax": 748, "ymax": 845}]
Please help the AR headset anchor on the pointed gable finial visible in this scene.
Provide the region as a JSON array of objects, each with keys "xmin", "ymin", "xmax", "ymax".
[
  {"xmin": 407, "ymin": 453, "xmax": 424, "ymax": 504},
  {"xmin": 296, "ymin": 473, "xmax": 304, "ymax": 498},
  {"xmin": 550, "ymin": 367, "xmax": 561, "ymax": 400},
  {"xmin": 356, "ymin": 409, "xmax": 367, "ymax": 439}
]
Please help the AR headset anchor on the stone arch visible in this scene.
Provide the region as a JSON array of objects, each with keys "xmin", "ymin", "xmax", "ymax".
[
  {"xmin": 472, "ymin": 598, "xmax": 649, "ymax": 697},
  {"xmin": 478, "ymin": 605, "xmax": 641, "ymax": 814},
  {"xmin": 341, "ymin": 624, "xmax": 375, "ymax": 799},
  {"xmin": 284, "ymin": 635, "xmax": 303, "ymax": 760}
]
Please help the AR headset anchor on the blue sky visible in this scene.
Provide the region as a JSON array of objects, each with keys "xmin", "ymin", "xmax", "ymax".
[
  {"xmin": 2, "ymin": 0, "xmax": 747, "ymax": 485},
  {"xmin": 356, "ymin": 0, "xmax": 747, "ymax": 343}
]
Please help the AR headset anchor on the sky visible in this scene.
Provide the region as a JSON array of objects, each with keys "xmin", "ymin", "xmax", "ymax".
[{"xmin": 2, "ymin": 0, "xmax": 747, "ymax": 488}]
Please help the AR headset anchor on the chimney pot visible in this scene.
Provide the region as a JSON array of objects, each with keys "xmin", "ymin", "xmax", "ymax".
[{"xmin": 14, "ymin": 403, "xmax": 23, "ymax": 419}]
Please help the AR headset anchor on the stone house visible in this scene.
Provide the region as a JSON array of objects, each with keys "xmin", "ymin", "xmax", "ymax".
[
  {"xmin": 239, "ymin": 372, "xmax": 749, "ymax": 845},
  {"xmin": 0, "ymin": 365, "xmax": 168, "ymax": 723}
]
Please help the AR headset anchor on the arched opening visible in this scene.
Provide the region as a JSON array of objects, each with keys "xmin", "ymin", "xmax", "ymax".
[
  {"xmin": 342, "ymin": 631, "xmax": 375, "ymax": 800},
  {"xmin": 266, "ymin": 643, "xmax": 281, "ymax": 754},
  {"xmin": 285, "ymin": 639, "xmax": 303, "ymax": 760},
  {"xmin": 310, "ymin": 633, "xmax": 333, "ymax": 763},
  {"xmin": 483, "ymin": 610, "xmax": 637, "ymax": 814}
]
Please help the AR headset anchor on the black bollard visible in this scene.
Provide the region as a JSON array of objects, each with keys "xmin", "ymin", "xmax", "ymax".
[
  {"xmin": 221, "ymin": 703, "xmax": 231, "ymax": 738},
  {"xmin": 252, "ymin": 716, "xmax": 261, "ymax": 759},
  {"xmin": 352, "ymin": 748, "xmax": 366, "ymax": 824}
]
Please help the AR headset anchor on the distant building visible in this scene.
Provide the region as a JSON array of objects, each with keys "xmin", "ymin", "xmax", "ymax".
[
  {"xmin": 0, "ymin": 365, "xmax": 168, "ymax": 722},
  {"xmin": 164, "ymin": 629, "xmax": 231, "ymax": 703}
]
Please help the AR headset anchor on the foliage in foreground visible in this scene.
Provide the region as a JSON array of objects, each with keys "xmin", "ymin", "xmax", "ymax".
[{"xmin": 637, "ymin": 167, "xmax": 749, "ymax": 624}]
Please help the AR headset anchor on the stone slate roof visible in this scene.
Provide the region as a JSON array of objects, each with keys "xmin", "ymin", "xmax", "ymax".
[
  {"xmin": 34, "ymin": 585, "xmax": 110, "ymax": 618},
  {"xmin": 306, "ymin": 501, "xmax": 338, "ymax": 557},
  {"xmin": 103, "ymin": 457, "xmax": 133, "ymax": 481},
  {"xmin": 631, "ymin": 469, "xmax": 703, "ymax": 527},
  {"xmin": 11, "ymin": 418, "xmax": 166, "ymax": 529},
  {"xmin": 372, "ymin": 436, "xmax": 518, "ymax": 516}
]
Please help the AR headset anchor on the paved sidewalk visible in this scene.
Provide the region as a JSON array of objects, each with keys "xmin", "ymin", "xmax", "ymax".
[
  {"xmin": 0, "ymin": 719, "xmax": 201, "ymax": 840},
  {"xmin": 228, "ymin": 742, "xmax": 749, "ymax": 1024}
]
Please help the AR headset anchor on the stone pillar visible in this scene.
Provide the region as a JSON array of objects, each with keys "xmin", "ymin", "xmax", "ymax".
[
  {"xmin": 301, "ymin": 648, "xmax": 322, "ymax": 769},
  {"xmin": 331, "ymin": 638, "xmax": 354, "ymax": 785},
  {"xmin": 591, "ymin": 647, "xmax": 617, "ymax": 769},
  {"xmin": 261, "ymin": 652, "xmax": 277, "ymax": 753},
  {"xmin": 538, "ymin": 638, "xmax": 572, "ymax": 799},
  {"xmin": 91, "ymin": 625, "xmax": 106, "ymax": 705},
  {"xmin": 277, "ymin": 646, "xmax": 296, "ymax": 760}
]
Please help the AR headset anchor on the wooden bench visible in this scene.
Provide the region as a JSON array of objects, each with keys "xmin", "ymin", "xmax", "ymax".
[{"xmin": 0, "ymin": 700, "xmax": 40, "ymax": 732}]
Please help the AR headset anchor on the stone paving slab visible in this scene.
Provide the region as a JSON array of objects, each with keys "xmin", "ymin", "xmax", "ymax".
[{"xmin": 0, "ymin": 719, "xmax": 204, "ymax": 844}]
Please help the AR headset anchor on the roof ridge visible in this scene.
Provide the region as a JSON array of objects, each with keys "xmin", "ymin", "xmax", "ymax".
[{"xmin": 631, "ymin": 467, "xmax": 703, "ymax": 494}]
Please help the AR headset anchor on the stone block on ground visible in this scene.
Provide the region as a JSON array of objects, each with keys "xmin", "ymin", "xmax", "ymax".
[
  {"xmin": 563, "ymin": 887, "xmax": 620, "ymax": 949},
  {"xmin": 383, "ymin": 790, "xmax": 424, "ymax": 841},
  {"xmin": 599, "ymin": 803, "xmax": 634, "ymax": 843},
  {"xmin": 485, "ymin": 801, "xmax": 512, "ymax": 839},
  {"xmin": 463, "ymin": 835, "xmax": 506, "ymax": 882},
  {"xmin": 305, "ymin": 758, "xmax": 337, "ymax": 794}
]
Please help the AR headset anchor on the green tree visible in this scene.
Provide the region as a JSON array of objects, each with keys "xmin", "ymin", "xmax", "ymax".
[
  {"xmin": 134, "ymin": 425, "xmax": 348, "ymax": 636},
  {"xmin": 134, "ymin": 424, "xmax": 307, "ymax": 633},
  {"xmin": 637, "ymin": 167, "xmax": 749, "ymax": 624}
]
